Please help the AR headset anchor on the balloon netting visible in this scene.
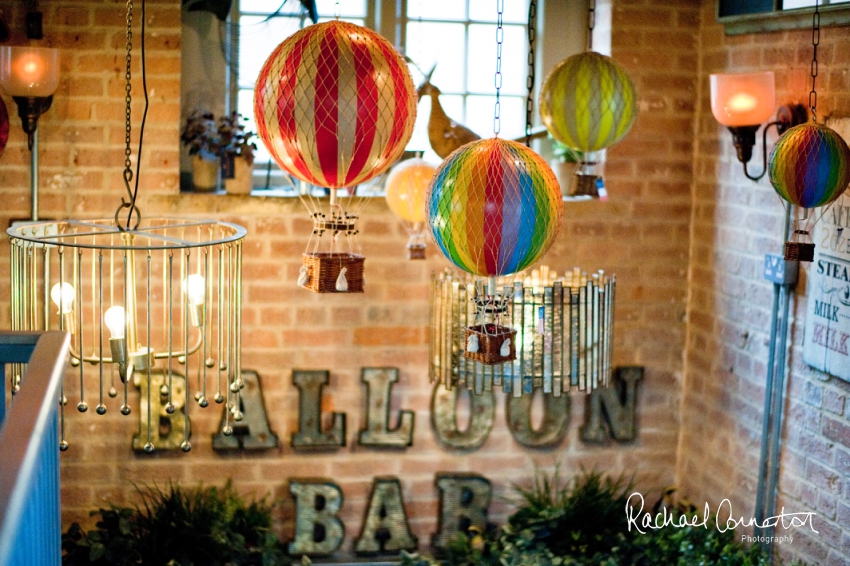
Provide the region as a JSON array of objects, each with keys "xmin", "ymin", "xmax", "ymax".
[
  {"xmin": 254, "ymin": 20, "xmax": 416, "ymax": 189},
  {"xmin": 769, "ymin": 122, "xmax": 850, "ymax": 209},
  {"xmin": 427, "ymin": 138, "xmax": 563, "ymax": 278},
  {"xmin": 539, "ymin": 51, "xmax": 637, "ymax": 153}
]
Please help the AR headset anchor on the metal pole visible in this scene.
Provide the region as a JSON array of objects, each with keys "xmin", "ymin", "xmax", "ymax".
[{"xmin": 30, "ymin": 128, "xmax": 39, "ymax": 222}]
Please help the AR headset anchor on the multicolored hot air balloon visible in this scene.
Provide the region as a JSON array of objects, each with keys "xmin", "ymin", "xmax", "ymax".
[
  {"xmin": 428, "ymin": 138, "xmax": 563, "ymax": 278},
  {"xmin": 769, "ymin": 122, "xmax": 850, "ymax": 208},
  {"xmin": 253, "ymin": 19, "xmax": 417, "ymax": 293},
  {"xmin": 768, "ymin": 121, "xmax": 850, "ymax": 262},
  {"xmin": 385, "ymin": 158, "xmax": 436, "ymax": 259},
  {"xmin": 427, "ymin": 138, "xmax": 563, "ymax": 365},
  {"xmin": 254, "ymin": 20, "xmax": 417, "ymax": 188}
]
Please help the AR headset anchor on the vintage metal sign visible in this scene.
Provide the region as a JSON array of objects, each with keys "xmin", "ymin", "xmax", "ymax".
[
  {"xmin": 213, "ymin": 371, "xmax": 279, "ymax": 451},
  {"xmin": 288, "ymin": 474, "xmax": 489, "ymax": 557},
  {"xmin": 803, "ymin": 118, "xmax": 850, "ymax": 381}
]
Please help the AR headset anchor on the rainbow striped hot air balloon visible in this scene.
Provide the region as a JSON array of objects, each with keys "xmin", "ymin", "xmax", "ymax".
[
  {"xmin": 768, "ymin": 122, "xmax": 850, "ymax": 209},
  {"xmin": 427, "ymin": 138, "xmax": 563, "ymax": 278},
  {"xmin": 254, "ymin": 20, "xmax": 416, "ymax": 188},
  {"xmin": 539, "ymin": 52, "xmax": 637, "ymax": 153}
]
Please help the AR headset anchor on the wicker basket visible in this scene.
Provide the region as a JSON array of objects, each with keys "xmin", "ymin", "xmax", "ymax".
[
  {"xmin": 784, "ymin": 242, "xmax": 814, "ymax": 263},
  {"xmin": 302, "ymin": 252, "xmax": 365, "ymax": 293},
  {"xmin": 407, "ymin": 242, "xmax": 426, "ymax": 260},
  {"xmin": 464, "ymin": 324, "xmax": 517, "ymax": 365},
  {"xmin": 570, "ymin": 173, "xmax": 600, "ymax": 198}
]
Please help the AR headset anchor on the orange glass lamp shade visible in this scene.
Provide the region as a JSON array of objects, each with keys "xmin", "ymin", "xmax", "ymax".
[
  {"xmin": 0, "ymin": 46, "xmax": 59, "ymax": 97},
  {"xmin": 0, "ymin": 46, "xmax": 60, "ymax": 150},
  {"xmin": 709, "ymin": 71, "xmax": 775, "ymax": 127}
]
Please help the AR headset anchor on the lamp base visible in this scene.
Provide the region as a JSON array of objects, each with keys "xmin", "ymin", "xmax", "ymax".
[
  {"xmin": 12, "ymin": 95, "xmax": 53, "ymax": 150},
  {"xmin": 727, "ymin": 125, "xmax": 759, "ymax": 163}
]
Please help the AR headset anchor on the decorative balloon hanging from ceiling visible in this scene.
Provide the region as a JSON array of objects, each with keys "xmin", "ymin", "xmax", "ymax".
[
  {"xmin": 426, "ymin": 0, "xmax": 563, "ymax": 368},
  {"xmin": 539, "ymin": 0, "xmax": 637, "ymax": 200},
  {"xmin": 254, "ymin": 18, "xmax": 417, "ymax": 292},
  {"xmin": 384, "ymin": 157, "xmax": 436, "ymax": 259},
  {"xmin": 426, "ymin": 0, "xmax": 620, "ymax": 398},
  {"xmin": 767, "ymin": 0, "xmax": 850, "ymax": 262}
]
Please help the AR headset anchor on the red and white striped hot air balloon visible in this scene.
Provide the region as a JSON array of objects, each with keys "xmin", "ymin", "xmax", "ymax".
[{"xmin": 254, "ymin": 20, "xmax": 417, "ymax": 189}]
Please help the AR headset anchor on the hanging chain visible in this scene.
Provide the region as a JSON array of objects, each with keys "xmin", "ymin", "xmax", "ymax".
[
  {"xmin": 809, "ymin": 0, "xmax": 820, "ymax": 122},
  {"xmin": 525, "ymin": 0, "xmax": 537, "ymax": 147},
  {"xmin": 115, "ymin": 0, "xmax": 144, "ymax": 231},
  {"xmin": 123, "ymin": 0, "xmax": 134, "ymax": 192},
  {"xmin": 334, "ymin": 0, "xmax": 340, "ymax": 19},
  {"xmin": 587, "ymin": 0, "xmax": 595, "ymax": 51},
  {"xmin": 493, "ymin": 0, "xmax": 504, "ymax": 136}
]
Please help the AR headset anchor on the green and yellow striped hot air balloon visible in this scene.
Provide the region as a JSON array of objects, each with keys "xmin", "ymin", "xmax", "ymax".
[{"xmin": 539, "ymin": 52, "xmax": 637, "ymax": 153}]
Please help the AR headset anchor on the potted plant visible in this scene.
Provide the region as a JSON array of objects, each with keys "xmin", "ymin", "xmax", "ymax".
[
  {"xmin": 181, "ymin": 109, "xmax": 220, "ymax": 191},
  {"xmin": 218, "ymin": 111, "xmax": 257, "ymax": 195}
]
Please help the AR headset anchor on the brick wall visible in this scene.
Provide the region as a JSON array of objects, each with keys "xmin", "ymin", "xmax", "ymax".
[
  {"xmin": 0, "ymin": 0, "xmax": 698, "ymax": 558},
  {"xmin": 678, "ymin": 1, "xmax": 850, "ymax": 564}
]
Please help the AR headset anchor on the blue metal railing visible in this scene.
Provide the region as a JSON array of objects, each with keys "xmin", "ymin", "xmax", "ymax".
[{"xmin": 0, "ymin": 331, "xmax": 70, "ymax": 566}]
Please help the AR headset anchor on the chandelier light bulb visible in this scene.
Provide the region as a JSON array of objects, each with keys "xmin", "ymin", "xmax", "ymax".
[
  {"xmin": 184, "ymin": 274, "xmax": 205, "ymax": 306},
  {"xmin": 104, "ymin": 306, "xmax": 126, "ymax": 339},
  {"xmin": 50, "ymin": 282, "xmax": 75, "ymax": 314}
]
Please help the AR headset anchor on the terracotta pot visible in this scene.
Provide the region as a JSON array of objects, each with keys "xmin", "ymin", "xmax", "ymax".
[
  {"xmin": 192, "ymin": 155, "xmax": 219, "ymax": 191},
  {"xmin": 224, "ymin": 157, "xmax": 253, "ymax": 195}
]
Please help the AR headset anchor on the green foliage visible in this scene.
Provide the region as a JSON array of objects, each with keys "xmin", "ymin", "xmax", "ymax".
[
  {"xmin": 411, "ymin": 469, "xmax": 805, "ymax": 566},
  {"xmin": 551, "ymin": 139, "xmax": 583, "ymax": 164},
  {"xmin": 217, "ymin": 112, "xmax": 257, "ymax": 166},
  {"xmin": 62, "ymin": 481, "xmax": 288, "ymax": 566}
]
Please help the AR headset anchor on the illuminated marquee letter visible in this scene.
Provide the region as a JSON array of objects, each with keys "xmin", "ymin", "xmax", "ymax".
[
  {"xmin": 506, "ymin": 391, "xmax": 570, "ymax": 448},
  {"xmin": 354, "ymin": 477, "xmax": 418, "ymax": 554},
  {"xmin": 432, "ymin": 474, "xmax": 491, "ymax": 550},
  {"xmin": 358, "ymin": 368, "xmax": 414, "ymax": 448},
  {"xmin": 581, "ymin": 366, "xmax": 642, "ymax": 443},
  {"xmin": 292, "ymin": 370, "xmax": 346, "ymax": 450},
  {"xmin": 431, "ymin": 382, "xmax": 495, "ymax": 450},
  {"xmin": 289, "ymin": 480, "xmax": 345, "ymax": 556}
]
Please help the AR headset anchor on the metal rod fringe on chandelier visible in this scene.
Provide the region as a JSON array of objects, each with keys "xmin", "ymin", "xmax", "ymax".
[{"xmin": 429, "ymin": 268, "xmax": 615, "ymax": 397}]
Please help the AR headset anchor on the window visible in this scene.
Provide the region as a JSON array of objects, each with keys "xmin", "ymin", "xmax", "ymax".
[
  {"xmin": 717, "ymin": 0, "xmax": 850, "ymax": 35},
  {"xmin": 232, "ymin": 0, "xmax": 533, "ymax": 191}
]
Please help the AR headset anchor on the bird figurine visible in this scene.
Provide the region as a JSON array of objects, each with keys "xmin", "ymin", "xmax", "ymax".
[
  {"xmin": 466, "ymin": 333, "xmax": 479, "ymax": 353},
  {"xmin": 335, "ymin": 267, "xmax": 348, "ymax": 292},
  {"xmin": 500, "ymin": 338, "xmax": 511, "ymax": 358},
  {"xmin": 416, "ymin": 65, "xmax": 480, "ymax": 158}
]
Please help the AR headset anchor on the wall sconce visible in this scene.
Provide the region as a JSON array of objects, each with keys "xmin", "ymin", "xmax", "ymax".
[
  {"xmin": 0, "ymin": 45, "xmax": 59, "ymax": 150},
  {"xmin": 710, "ymin": 71, "xmax": 807, "ymax": 181},
  {"xmin": 0, "ymin": 45, "xmax": 60, "ymax": 222}
]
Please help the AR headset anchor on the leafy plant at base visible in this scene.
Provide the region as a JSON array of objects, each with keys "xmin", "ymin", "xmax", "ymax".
[
  {"xmin": 406, "ymin": 468, "xmax": 805, "ymax": 566},
  {"xmin": 61, "ymin": 480, "xmax": 288, "ymax": 566}
]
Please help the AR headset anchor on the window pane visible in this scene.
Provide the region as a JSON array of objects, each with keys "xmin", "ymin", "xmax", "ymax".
[
  {"xmin": 238, "ymin": 15, "xmax": 303, "ymax": 88},
  {"xmin": 407, "ymin": 0, "xmax": 466, "ymax": 21},
  {"xmin": 237, "ymin": 88, "xmax": 272, "ymax": 164},
  {"xmin": 405, "ymin": 22, "xmax": 466, "ymax": 93},
  {"xmin": 315, "ymin": 0, "xmax": 366, "ymax": 17},
  {"xmin": 240, "ymin": 0, "xmax": 302, "ymax": 14},
  {"xmin": 782, "ymin": 0, "xmax": 816, "ymax": 7},
  {"xmin": 468, "ymin": 0, "xmax": 528, "ymax": 23},
  {"xmin": 465, "ymin": 95, "xmax": 525, "ymax": 140},
  {"xmin": 466, "ymin": 24, "xmax": 526, "ymax": 96}
]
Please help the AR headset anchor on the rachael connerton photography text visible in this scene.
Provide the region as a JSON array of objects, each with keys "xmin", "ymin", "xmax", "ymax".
[{"xmin": 625, "ymin": 493, "xmax": 819, "ymax": 536}]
